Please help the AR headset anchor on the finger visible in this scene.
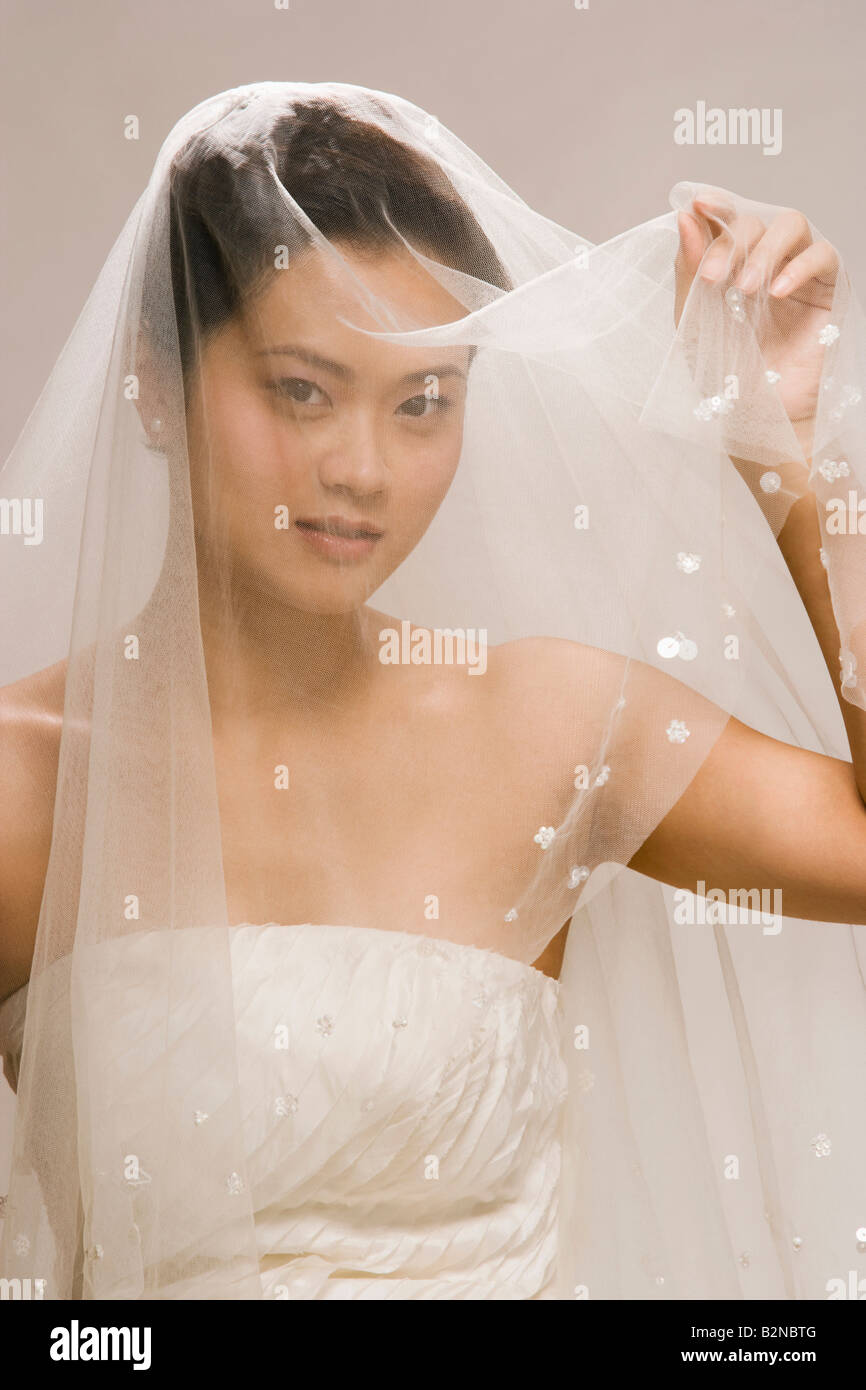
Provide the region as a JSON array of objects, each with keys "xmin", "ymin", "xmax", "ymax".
[
  {"xmin": 676, "ymin": 210, "xmax": 707, "ymax": 276},
  {"xmin": 689, "ymin": 198, "xmax": 733, "ymax": 249},
  {"xmin": 689, "ymin": 189, "xmax": 736, "ymax": 223},
  {"xmin": 694, "ymin": 204, "xmax": 766, "ymax": 284},
  {"xmin": 768, "ymin": 238, "xmax": 839, "ymax": 300},
  {"xmin": 674, "ymin": 211, "xmax": 708, "ymax": 325},
  {"xmin": 731, "ymin": 209, "xmax": 814, "ymax": 294}
]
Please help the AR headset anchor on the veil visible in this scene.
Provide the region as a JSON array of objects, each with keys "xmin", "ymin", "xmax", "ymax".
[{"xmin": 1, "ymin": 80, "xmax": 864, "ymax": 1300}]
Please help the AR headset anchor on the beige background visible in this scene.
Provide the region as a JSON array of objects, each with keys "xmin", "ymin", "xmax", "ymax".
[{"xmin": 1, "ymin": 0, "xmax": 864, "ymax": 1184}]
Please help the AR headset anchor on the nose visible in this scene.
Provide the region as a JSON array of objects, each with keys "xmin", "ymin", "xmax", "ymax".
[{"xmin": 316, "ymin": 406, "xmax": 390, "ymax": 499}]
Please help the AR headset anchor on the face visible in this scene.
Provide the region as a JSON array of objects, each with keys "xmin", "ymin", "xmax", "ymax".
[{"xmin": 184, "ymin": 240, "xmax": 472, "ymax": 614}]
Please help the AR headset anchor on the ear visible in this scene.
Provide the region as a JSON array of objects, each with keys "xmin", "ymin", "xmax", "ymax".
[{"xmin": 131, "ymin": 319, "xmax": 186, "ymax": 452}]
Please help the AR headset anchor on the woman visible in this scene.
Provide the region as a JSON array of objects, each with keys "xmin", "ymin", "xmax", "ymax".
[{"xmin": 0, "ymin": 82, "xmax": 864, "ymax": 1299}]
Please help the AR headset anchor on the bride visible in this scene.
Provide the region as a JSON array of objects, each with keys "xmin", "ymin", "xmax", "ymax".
[{"xmin": 1, "ymin": 82, "xmax": 864, "ymax": 1300}]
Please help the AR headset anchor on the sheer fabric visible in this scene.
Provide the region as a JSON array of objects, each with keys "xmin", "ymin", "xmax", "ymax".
[{"xmin": 0, "ymin": 81, "xmax": 864, "ymax": 1299}]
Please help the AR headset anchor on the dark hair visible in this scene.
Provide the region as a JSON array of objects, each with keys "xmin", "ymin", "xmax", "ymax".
[{"xmin": 164, "ymin": 98, "xmax": 511, "ymax": 375}]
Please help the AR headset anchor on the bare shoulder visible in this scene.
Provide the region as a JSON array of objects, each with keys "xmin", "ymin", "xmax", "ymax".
[
  {"xmin": 484, "ymin": 635, "xmax": 630, "ymax": 726},
  {"xmin": 0, "ymin": 659, "xmax": 67, "ymax": 1000},
  {"xmin": 462, "ymin": 636, "xmax": 633, "ymax": 806},
  {"xmin": 482, "ymin": 635, "xmax": 729, "ymax": 804},
  {"xmin": 487, "ymin": 634, "xmax": 624, "ymax": 680},
  {"xmin": 489, "ymin": 635, "xmax": 725, "ymax": 727}
]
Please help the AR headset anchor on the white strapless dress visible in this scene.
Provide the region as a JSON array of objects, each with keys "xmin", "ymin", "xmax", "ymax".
[{"xmin": 0, "ymin": 924, "xmax": 568, "ymax": 1300}]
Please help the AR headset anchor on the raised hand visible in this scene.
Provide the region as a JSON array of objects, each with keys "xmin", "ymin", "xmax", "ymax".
[{"xmin": 675, "ymin": 193, "xmax": 840, "ymax": 456}]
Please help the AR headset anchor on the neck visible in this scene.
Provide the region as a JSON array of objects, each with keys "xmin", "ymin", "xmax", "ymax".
[{"xmin": 196, "ymin": 561, "xmax": 378, "ymax": 730}]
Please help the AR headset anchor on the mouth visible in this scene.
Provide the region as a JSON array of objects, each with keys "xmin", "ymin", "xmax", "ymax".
[{"xmin": 294, "ymin": 514, "xmax": 384, "ymax": 561}]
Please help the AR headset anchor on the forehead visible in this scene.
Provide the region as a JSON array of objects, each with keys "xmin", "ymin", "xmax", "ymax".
[{"xmin": 239, "ymin": 242, "xmax": 471, "ymax": 379}]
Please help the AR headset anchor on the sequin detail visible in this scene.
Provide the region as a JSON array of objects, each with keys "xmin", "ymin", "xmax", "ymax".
[
  {"xmin": 725, "ymin": 286, "xmax": 746, "ymax": 322},
  {"xmin": 534, "ymin": 826, "xmax": 556, "ymax": 850},
  {"xmin": 694, "ymin": 393, "xmax": 734, "ymax": 421},
  {"xmin": 676, "ymin": 551, "xmax": 702, "ymax": 574},
  {"xmin": 657, "ymin": 632, "xmax": 697, "ymax": 661},
  {"xmin": 818, "ymin": 458, "xmax": 850, "ymax": 481},
  {"xmin": 818, "ymin": 324, "xmax": 840, "ymax": 345},
  {"xmin": 841, "ymin": 653, "xmax": 858, "ymax": 690},
  {"xmin": 666, "ymin": 719, "xmax": 690, "ymax": 744},
  {"xmin": 828, "ymin": 384, "xmax": 862, "ymax": 421}
]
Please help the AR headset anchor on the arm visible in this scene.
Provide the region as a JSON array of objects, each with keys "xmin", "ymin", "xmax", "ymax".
[
  {"xmin": 0, "ymin": 665, "xmax": 64, "ymax": 1001},
  {"xmin": 676, "ymin": 192, "xmax": 863, "ymax": 771},
  {"xmin": 629, "ymin": 200, "xmax": 866, "ymax": 920},
  {"xmin": 773, "ymin": 488, "xmax": 866, "ymax": 803},
  {"xmin": 505, "ymin": 636, "xmax": 866, "ymax": 931},
  {"xmin": 628, "ymin": 711, "xmax": 866, "ymax": 925}
]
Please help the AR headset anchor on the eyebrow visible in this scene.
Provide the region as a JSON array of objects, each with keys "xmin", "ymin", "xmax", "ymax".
[{"xmin": 254, "ymin": 343, "xmax": 468, "ymax": 387}]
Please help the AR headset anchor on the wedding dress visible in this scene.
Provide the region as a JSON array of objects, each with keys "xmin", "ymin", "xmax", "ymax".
[
  {"xmin": 1, "ymin": 81, "xmax": 865, "ymax": 1300},
  {"xmin": 2, "ymin": 924, "xmax": 566, "ymax": 1299}
]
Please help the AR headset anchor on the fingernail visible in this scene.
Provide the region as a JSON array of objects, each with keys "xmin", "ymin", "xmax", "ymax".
[
  {"xmin": 738, "ymin": 266, "xmax": 760, "ymax": 294},
  {"xmin": 770, "ymin": 273, "xmax": 793, "ymax": 296},
  {"xmin": 701, "ymin": 261, "xmax": 723, "ymax": 282}
]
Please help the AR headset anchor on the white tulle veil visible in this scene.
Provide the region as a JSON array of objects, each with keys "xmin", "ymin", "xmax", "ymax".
[{"xmin": 1, "ymin": 80, "xmax": 864, "ymax": 1299}]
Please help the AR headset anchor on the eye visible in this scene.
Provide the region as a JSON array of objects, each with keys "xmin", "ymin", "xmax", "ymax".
[
  {"xmin": 266, "ymin": 376, "xmax": 329, "ymax": 407},
  {"xmin": 397, "ymin": 393, "xmax": 453, "ymax": 419}
]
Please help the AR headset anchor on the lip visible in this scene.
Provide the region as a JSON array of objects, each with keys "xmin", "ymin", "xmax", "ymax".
[{"xmin": 294, "ymin": 514, "xmax": 384, "ymax": 561}]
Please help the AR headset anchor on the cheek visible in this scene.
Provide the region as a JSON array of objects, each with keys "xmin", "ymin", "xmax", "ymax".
[
  {"xmin": 197, "ymin": 391, "xmax": 308, "ymax": 507},
  {"xmin": 395, "ymin": 431, "xmax": 463, "ymax": 529}
]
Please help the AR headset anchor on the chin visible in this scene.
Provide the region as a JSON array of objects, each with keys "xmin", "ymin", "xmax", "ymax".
[{"xmin": 249, "ymin": 564, "xmax": 377, "ymax": 617}]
